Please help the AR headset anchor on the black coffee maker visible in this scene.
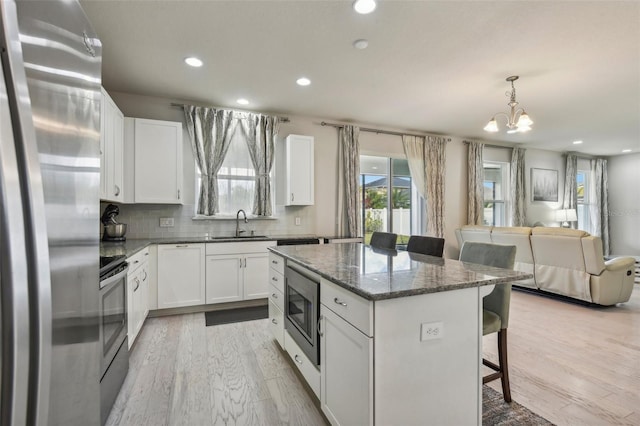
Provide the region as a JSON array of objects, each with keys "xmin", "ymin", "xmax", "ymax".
[{"xmin": 101, "ymin": 204, "xmax": 127, "ymax": 242}]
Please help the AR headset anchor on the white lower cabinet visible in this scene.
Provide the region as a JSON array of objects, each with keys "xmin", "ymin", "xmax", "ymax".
[
  {"xmin": 284, "ymin": 331, "xmax": 321, "ymax": 399},
  {"xmin": 205, "ymin": 255, "xmax": 242, "ymax": 304},
  {"xmin": 205, "ymin": 241, "xmax": 274, "ymax": 304},
  {"xmin": 268, "ymin": 299, "xmax": 284, "ymax": 348},
  {"xmin": 127, "ymin": 248, "xmax": 150, "ymax": 348},
  {"xmin": 157, "ymin": 244, "xmax": 205, "ymax": 309},
  {"xmin": 320, "ymin": 305, "xmax": 373, "ymax": 426}
]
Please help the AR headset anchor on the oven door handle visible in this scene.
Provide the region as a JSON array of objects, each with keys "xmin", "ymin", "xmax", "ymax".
[{"xmin": 99, "ymin": 265, "xmax": 129, "ymax": 289}]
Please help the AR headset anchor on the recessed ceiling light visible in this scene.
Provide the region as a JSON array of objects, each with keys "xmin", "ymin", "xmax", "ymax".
[
  {"xmin": 296, "ymin": 77, "xmax": 311, "ymax": 86},
  {"xmin": 353, "ymin": 39, "xmax": 369, "ymax": 49},
  {"xmin": 573, "ymin": 140, "xmax": 583, "ymax": 145},
  {"xmin": 622, "ymin": 149, "xmax": 632, "ymax": 153},
  {"xmin": 237, "ymin": 98, "xmax": 249, "ymax": 105},
  {"xmin": 184, "ymin": 57, "xmax": 203, "ymax": 67},
  {"xmin": 353, "ymin": 0, "xmax": 376, "ymax": 14}
]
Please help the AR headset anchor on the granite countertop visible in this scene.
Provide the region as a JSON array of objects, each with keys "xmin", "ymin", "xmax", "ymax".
[
  {"xmin": 99, "ymin": 234, "xmax": 325, "ymax": 258},
  {"xmin": 269, "ymin": 243, "xmax": 533, "ymax": 301}
]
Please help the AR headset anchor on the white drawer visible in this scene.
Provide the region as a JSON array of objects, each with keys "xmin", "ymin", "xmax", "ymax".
[
  {"xmin": 206, "ymin": 241, "xmax": 274, "ymax": 255},
  {"xmin": 284, "ymin": 331, "xmax": 320, "ymax": 399},
  {"xmin": 269, "ymin": 252, "xmax": 285, "ymax": 276},
  {"xmin": 127, "ymin": 247, "xmax": 149, "ymax": 274},
  {"xmin": 269, "ymin": 283, "xmax": 284, "ymax": 312},
  {"xmin": 321, "ymin": 278, "xmax": 373, "ymax": 337},
  {"xmin": 268, "ymin": 300, "xmax": 284, "ymax": 349},
  {"xmin": 269, "ymin": 268, "xmax": 284, "ymax": 294}
]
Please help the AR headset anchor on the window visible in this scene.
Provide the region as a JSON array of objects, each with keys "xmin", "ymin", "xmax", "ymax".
[
  {"xmin": 576, "ymin": 170, "xmax": 589, "ymax": 230},
  {"xmin": 483, "ymin": 162, "xmax": 509, "ymax": 226},
  {"xmin": 360, "ymin": 155, "xmax": 421, "ymax": 245},
  {"xmin": 195, "ymin": 128, "xmax": 264, "ymax": 216}
]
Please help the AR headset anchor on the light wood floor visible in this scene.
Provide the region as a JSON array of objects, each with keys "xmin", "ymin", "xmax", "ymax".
[
  {"xmin": 106, "ymin": 314, "xmax": 326, "ymax": 426},
  {"xmin": 484, "ymin": 285, "xmax": 640, "ymax": 426},
  {"xmin": 108, "ymin": 285, "xmax": 640, "ymax": 426}
]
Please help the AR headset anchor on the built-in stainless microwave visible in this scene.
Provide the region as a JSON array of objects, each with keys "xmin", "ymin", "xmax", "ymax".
[{"xmin": 284, "ymin": 266, "xmax": 320, "ymax": 366}]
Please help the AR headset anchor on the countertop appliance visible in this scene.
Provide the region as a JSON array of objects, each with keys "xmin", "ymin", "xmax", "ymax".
[
  {"xmin": 0, "ymin": 1, "xmax": 103, "ymax": 424},
  {"xmin": 101, "ymin": 204, "xmax": 127, "ymax": 242},
  {"xmin": 98, "ymin": 256, "xmax": 129, "ymax": 426}
]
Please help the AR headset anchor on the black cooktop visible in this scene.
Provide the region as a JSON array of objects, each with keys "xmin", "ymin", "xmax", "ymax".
[{"xmin": 99, "ymin": 255, "xmax": 127, "ymax": 278}]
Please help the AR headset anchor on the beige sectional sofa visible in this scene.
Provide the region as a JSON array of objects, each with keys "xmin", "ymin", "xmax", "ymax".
[{"xmin": 455, "ymin": 225, "xmax": 636, "ymax": 306}]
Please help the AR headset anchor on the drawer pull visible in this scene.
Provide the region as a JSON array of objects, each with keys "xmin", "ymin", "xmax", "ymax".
[
  {"xmin": 272, "ymin": 293, "xmax": 278, "ymax": 299},
  {"xmin": 294, "ymin": 354, "xmax": 303, "ymax": 364},
  {"xmin": 271, "ymin": 318, "xmax": 278, "ymax": 325},
  {"xmin": 334, "ymin": 297, "xmax": 348, "ymax": 307},
  {"xmin": 271, "ymin": 260, "xmax": 279, "ymax": 265},
  {"xmin": 175, "ymin": 244, "xmax": 188, "ymax": 248},
  {"xmin": 271, "ymin": 276, "xmax": 278, "ymax": 282}
]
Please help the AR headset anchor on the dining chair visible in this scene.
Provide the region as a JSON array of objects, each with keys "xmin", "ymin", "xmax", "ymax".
[
  {"xmin": 406, "ymin": 235, "xmax": 445, "ymax": 257},
  {"xmin": 369, "ymin": 232, "xmax": 397, "ymax": 250},
  {"xmin": 459, "ymin": 241, "xmax": 517, "ymax": 403}
]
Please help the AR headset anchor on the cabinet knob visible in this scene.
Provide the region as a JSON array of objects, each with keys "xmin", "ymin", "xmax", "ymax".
[
  {"xmin": 294, "ymin": 354, "xmax": 303, "ymax": 365},
  {"xmin": 114, "ymin": 185, "xmax": 120, "ymax": 196},
  {"xmin": 271, "ymin": 318, "xmax": 277, "ymax": 325},
  {"xmin": 271, "ymin": 276, "xmax": 278, "ymax": 282},
  {"xmin": 271, "ymin": 260, "xmax": 278, "ymax": 265},
  {"xmin": 177, "ymin": 189, "xmax": 180, "ymax": 199},
  {"xmin": 318, "ymin": 315, "xmax": 323, "ymax": 337},
  {"xmin": 291, "ymin": 193, "xmax": 294, "ymax": 202},
  {"xmin": 272, "ymin": 293, "xmax": 278, "ymax": 299}
]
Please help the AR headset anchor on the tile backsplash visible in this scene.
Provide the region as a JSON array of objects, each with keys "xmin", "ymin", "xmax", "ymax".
[{"xmin": 101, "ymin": 202, "xmax": 316, "ymax": 239}]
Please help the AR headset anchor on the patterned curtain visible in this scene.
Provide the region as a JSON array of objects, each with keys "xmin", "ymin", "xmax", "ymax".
[
  {"xmin": 402, "ymin": 135, "xmax": 427, "ymax": 199},
  {"xmin": 466, "ymin": 141, "xmax": 484, "ymax": 225},
  {"xmin": 184, "ymin": 106, "xmax": 238, "ymax": 215},
  {"xmin": 590, "ymin": 158, "xmax": 610, "ymax": 255},
  {"xmin": 562, "ymin": 154, "xmax": 578, "ymax": 229},
  {"xmin": 240, "ymin": 114, "xmax": 280, "ymax": 216},
  {"xmin": 510, "ymin": 147, "xmax": 527, "ymax": 226},
  {"xmin": 337, "ymin": 126, "xmax": 360, "ymax": 237},
  {"xmin": 425, "ymin": 136, "xmax": 448, "ymax": 238}
]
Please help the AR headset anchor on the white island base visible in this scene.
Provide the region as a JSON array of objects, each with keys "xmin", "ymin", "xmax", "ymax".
[{"xmin": 277, "ymin": 271, "xmax": 494, "ymax": 425}]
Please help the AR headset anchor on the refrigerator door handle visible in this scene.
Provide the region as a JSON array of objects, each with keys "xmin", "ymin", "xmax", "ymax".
[{"xmin": 0, "ymin": 1, "xmax": 52, "ymax": 424}]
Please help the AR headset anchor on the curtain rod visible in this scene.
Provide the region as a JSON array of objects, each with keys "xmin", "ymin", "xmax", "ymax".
[
  {"xmin": 320, "ymin": 121, "xmax": 451, "ymax": 141},
  {"xmin": 170, "ymin": 102, "xmax": 290, "ymax": 123},
  {"xmin": 463, "ymin": 140, "xmax": 513, "ymax": 150}
]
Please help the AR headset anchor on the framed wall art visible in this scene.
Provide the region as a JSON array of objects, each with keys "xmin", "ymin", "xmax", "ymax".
[{"xmin": 531, "ymin": 168, "xmax": 558, "ymax": 202}]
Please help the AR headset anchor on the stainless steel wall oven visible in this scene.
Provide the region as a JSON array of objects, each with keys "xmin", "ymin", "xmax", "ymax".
[{"xmin": 284, "ymin": 265, "xmax": 320, "ymax": 366}]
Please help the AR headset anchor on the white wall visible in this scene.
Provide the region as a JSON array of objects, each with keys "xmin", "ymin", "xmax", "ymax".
[
  {"xmin": 107, "ymin": 90, "xmax": 576, "ymax": 256},
  {"xmin": 607, "ymin": 153, "xmax": 640, "ymax": 255}
]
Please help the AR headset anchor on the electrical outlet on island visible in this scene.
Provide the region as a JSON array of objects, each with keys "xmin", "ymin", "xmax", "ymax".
[
  {"xmin": 159, "ymin": 217, "xmax": 174, "ymax": 227},
  {"xmin": 295, "ymin": 217, "xmax": 301, "ymax": 226}
]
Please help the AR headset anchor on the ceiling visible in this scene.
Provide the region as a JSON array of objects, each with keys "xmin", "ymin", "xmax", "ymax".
[{"xmin": 80, "ymin": 0, "xmax": 640, "ymax": 156}]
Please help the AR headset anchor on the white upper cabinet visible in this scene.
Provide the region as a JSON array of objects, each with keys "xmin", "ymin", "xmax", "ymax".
[
  {"xmin": 124, "ymin": 117, "xmax": 183, "ymax": 204},
  {"xmin": 100, "ymin": 87, "xmax": 124, "ymax": 202},
  {"xmin": 277, "ymin": 134, "xmax": 314, "ymax": 206}
]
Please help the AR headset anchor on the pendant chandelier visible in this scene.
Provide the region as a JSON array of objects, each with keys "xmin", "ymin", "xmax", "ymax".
[{"xmin": 484, "ymin": 76, "xmax": 533, "ymax": 134}]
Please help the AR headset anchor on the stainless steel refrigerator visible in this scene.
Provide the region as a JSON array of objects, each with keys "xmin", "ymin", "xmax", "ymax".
[{"xmin": 0, "ymin": 0, "xmax": 102, "ymax": 424}]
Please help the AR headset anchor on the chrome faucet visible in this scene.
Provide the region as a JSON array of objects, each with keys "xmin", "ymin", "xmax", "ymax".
[{"xmin": 236, "ymin": 209, "xmax": 248, "ymax": 237}]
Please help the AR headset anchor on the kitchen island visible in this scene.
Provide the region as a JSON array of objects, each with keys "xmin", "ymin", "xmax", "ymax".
[{"xmin": 268, "ymin": 243, "xmax": 532, "ymax": 426}]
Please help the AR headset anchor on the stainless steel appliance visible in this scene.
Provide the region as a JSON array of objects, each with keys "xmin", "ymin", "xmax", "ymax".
[
  {"xmin": 101, "ymin": 203, "xmax": 127, "ymax": 242},
  {"xmin": 0, "ymin": 1, "xmax": 103, "ymax": 424},
  {"xmin": 284, "ymin": 266, "xmax": 320, "ymax": 366},
  {"xmin": 99, "ymin": 256, "xmax": 129, "ymax": 426}
]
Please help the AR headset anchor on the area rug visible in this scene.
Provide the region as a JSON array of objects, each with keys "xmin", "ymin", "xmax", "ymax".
[
  {"xmin": 204, "ymin": 305, "xmax": 268, "ymax": 326},
  {"xmin": 483, "ymin": 386, "xmax": 554, "ymax": 425}
]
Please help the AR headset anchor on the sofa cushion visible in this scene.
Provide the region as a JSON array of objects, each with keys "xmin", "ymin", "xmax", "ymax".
[
  {"xmin": 531, "ymin": 227, "xmax": 589, "ymax": 237},
  {"xmin": 490, "ymin": 226, "xmax": 535, "ymax": 288}
]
